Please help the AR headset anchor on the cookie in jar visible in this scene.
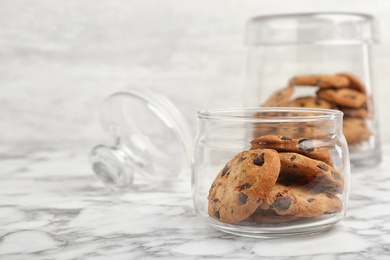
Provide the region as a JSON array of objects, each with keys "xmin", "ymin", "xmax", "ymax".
[
  {"xmin": 192, "ymin": 108, "xmax": 350, "ymax": 237},
  {"xmin": 245, "ymin": 13, "xmax": 382, "ymax": 169}
]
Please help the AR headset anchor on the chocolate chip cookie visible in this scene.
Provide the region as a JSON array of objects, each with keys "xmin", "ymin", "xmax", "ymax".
[
  {"xmin": 243, "ymin": 208, "xmax": 299, "ymax": 223},
  {"xmin": 289, "ymin": 74, "xmax": 350, "ymax": 88},
  {"xmin": 250, "ymin": 135, "xmax": 333, "ymax": 165},
  {"xmin": 278, "ymin": 152, "xmax": 344, "ymax": 194},
  {"xmin": 337, "ymin": 72, "xmax": 366, "ymax": 94},
  {"xmin": 287, "ymin": 96, "xmax": 336, "ymax": 109},
  {"xmin": 317, "ymin": 88, "xmax": 367, "ymax": 108},
  {"xmin": 208, "ymin": 149, "xmax": 281, "ymax": 224},
  {"xmin": 339, "ymin": 106, "xmax": 370, "ymax": 119},
  {"xmin": 259, "ymin": 183, "xmax": 343, "ymax": 217},
  {"xmin": 343, "ymin": 118, "xmax": 371, "ymax": 145}
]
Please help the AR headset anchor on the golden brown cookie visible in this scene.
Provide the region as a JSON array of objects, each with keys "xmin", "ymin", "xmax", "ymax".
[
  {"xmin": 337, "ymin": 72, "xmax": 366, "ymax": 94},
  {"xmin": 250, "ymin": 135, "xmax": 333, "ymax": 165},
  {"xmin": 242, "ymin": 208, "xmax": 299, "ymax": 223},
  {"xmin": 252, "ymin": 123, "xmax": 331, "ymax": 140},
  {"xmin": 287, "ymin": 96, "xmax": 336, "ymax": 109},
  {"xmin": 278, "ymin": 153, "xmax": 344, "ymax": 194},
  {"xmin": 339, "ymin": 106, "xmax": 370, "ymax": 119},
  {"xmin": 343, "ymin": 118, "xmax": 371, "ymax": 145},
  {"xmin": 316, "ymin": 88, "xmax": 367, "ymax": 108},
  {"xmin": 261, "ymin": 86, "xmax": 294, "ymax": 107},
  {"xmin": 259, "ymin": 184, "xmax": 343, "ymax": 217},
  {"xmin": 289, "ymin": 75, "xmax": 350, "ymax": 88},
  {"xmin": 208, "ymin": 149, "xmax": 281, "ymax": 224}
]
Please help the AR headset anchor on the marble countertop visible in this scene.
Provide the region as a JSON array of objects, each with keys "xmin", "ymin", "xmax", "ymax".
[{"xmin": 1, "ymin": 144, "xmax": 390, "ymax": 260}]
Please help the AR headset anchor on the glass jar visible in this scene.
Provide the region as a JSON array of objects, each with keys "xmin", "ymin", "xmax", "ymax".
[
  {"xmin": 192, "ymin": 108, "xmax": 350, "ymax": 237},
  {"xmin": 244, "ymin": 13, "xmax": 381, "ymax": 169}
]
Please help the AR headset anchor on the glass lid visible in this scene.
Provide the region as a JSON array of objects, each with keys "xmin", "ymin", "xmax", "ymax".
[{"xmin": 90, "ymin": 88, "xmax": 193, "ymax": 192}]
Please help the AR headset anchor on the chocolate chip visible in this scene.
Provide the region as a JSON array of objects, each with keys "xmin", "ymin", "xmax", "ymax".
[
  {"xmin": 213, "ymin": 198, "xmax": 220, "ymax": 203},
  {"xmin": 274, "ymin": 195, "xmax": 292, "ymax": 211},
  {"xmin": 317, "ymin": 164, "xmax": 328, "ymax": 171},
  {"xmin": 253, "ymin": 153, "xmax": 265, "ymax": 166},
  {"xmin": 331, "ymin": 170, "xmax": 341, "ymax": 180},
  {"xmin": 298, "ymin": 138, "xmax": 314, "ymax": 153},
  {"xmin": 326, "ymin": 194, "xmax": 334, "ymax": 199},
  {"xmin": 281, "ymin": 136, "xmax": 292, "ymax": 141},
  {"xmin": 315, "ymin": 98, "xmax": 322, "ymax": 106},
  {"xmin": 290, "ymin": 155, "xmax": 297, "ymax": 161},
  {"xmin": 307, "ymin": 198, "xmax": 315, "ymax": 203},
  {"xmin": 292, "ymin": 164, "xmax": 298, "ymax": 169},
  {"xmin": 221, "ymin": 165, "xmax": 230, "ymax": 177},
  {"xmin": 214, "ymin": 211, "xmax": 220, "ymax": 219},
  {"xmin": 324, "ymin": 211, "xmax": 333, "ymax": 215},
  {"xmin": 238, "ymin": 183, "xmax": 252, "ymax": 191},
  {"xmin": 238, "ymin": 192, "xmax": 248, "ymax": 205}
]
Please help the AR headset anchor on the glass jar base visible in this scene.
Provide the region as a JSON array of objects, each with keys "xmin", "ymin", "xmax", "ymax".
[
  {"xmin": 209, "ymin": 216, "xmax": 343, "ymax": 238},
  {"xmin": 213, "ymin": 225, "xmax": 333, "ymax": 239}
]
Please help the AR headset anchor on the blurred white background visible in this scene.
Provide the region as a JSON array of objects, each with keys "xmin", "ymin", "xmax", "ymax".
[{"xmin": 1, "ymin": 0, "xmax": 389, "ymax": 151}]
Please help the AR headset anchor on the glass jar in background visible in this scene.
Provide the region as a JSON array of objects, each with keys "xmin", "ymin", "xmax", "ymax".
[
  {"xmin": 244, "ymin": 13, "xmax": 381, "ymax": 169},
  {"xmin": 192, "ymin": 108, "xmax": 350, "ymax": 237}
]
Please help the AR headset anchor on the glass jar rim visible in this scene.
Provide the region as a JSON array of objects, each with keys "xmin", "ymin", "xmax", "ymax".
[
  {"xmin": 249, "ymin": 12, "xmax": 373, "ymax": 23},
  {"xmin": 246, "ymin": 12, "xmax": 378, "ymax": 45},
  {"xmin": 197, "ymin": 107, "xmax": 343, "ymax": 122}
]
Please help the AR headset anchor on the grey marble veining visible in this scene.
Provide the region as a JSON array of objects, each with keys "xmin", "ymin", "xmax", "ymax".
[{"xmin": 0, "ymin": 145, "xmax": 389, "ymax": 259}]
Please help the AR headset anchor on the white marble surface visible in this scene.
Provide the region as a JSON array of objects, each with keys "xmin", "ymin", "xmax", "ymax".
[{"xmin": 0, "ymin": 144, "xmax": 389, "ymax": 259}]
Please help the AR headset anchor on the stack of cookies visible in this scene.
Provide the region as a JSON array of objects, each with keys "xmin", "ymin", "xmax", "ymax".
[
  {"xmin": 208, "ymin": 135, "xmax": 344, "ymax": 224},
  {"xmin": 261, "ymin": 73, "xmax": 371, "ymax": 145}
]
